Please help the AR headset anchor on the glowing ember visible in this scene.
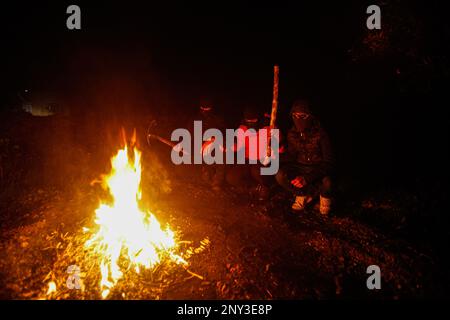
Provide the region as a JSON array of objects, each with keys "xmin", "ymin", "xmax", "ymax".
[
  {"xmin": 85, "ymin": 143, "xmax": 186, "ymax": 298},
  {"xmin": 46, "ymin": 281, "xmax": 57, "ymax": 295}
]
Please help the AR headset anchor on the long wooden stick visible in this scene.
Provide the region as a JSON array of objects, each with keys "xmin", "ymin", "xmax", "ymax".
[
  {"xmin": 270, "ymin": 65, "xmax": 279, "ymax": 128},
  {"xmin": 147, "ymin": 133, "xmax": 191, "ymax": 156},
  {"xmin": 267, "ymin": 65, "xmax": 279, "ymax": 157},
  {"xmin": 147, "ymin": 133, "xmax": 177, "ymax": 148}
]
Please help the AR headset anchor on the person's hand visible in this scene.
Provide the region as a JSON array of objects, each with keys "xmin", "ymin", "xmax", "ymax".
[
  {"xmin": 291, "ymin": 176, "xmax": 307, "ymax": 188},
  {"xmin": 202, "ymin": 142, "xmax": 213, "ymax": 156},
  {"xmin": 173, "ymin": 143, "xmax": 184, "ymax": 153},
  {"xmin": 261, "ymin": 155, "xmax": 271, "ymax": 166},
  {"xmin": 202, "ymin": 138, "xmax": 226, "ymax": 155}
]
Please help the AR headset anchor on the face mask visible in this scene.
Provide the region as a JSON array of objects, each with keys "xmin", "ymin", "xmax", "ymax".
[
  {"xmin": 244, "ymin": 119, "xmax": 258, "ymax": 130},
  {"xmin": 200, "ymin": 110, "xmax": 213, "ymax": 119},
  {"xmin": 293, "ymin": 117, "xmax": 312, "ymax": 132}
]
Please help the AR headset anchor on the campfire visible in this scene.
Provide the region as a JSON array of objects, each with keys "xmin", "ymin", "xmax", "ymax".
[
  {"xmin": 84, "ymin": 138, "xmax": 187, "ymax": 298},
  {"xmin": 31, "ymin": 131, "xmax": 210, "ymax": 300}
]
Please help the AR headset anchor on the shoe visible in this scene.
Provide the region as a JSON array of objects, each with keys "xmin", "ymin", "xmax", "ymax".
[
  {"xmin": 319, "ymin": 195, "xmax": 332, "ymax": 215},
  {"xmin": 292, "ymin": 195, "xmax": 306, "ymax": 211}
]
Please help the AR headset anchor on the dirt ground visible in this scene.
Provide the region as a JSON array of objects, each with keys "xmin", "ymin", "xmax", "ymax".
[{"xmin": 0, "ymin": 112, "xmax": 448, "ymax": 299}]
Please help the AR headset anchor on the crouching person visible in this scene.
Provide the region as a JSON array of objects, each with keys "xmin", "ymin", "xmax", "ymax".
[{"xmin": 275, "ymin": 99, "xmax": 335, "ymax": 215}]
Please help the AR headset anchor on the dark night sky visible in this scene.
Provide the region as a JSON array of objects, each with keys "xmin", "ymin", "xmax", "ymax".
[{"xmin": 1, "ymin": 1, "xmax": 449, "ymax": 187}]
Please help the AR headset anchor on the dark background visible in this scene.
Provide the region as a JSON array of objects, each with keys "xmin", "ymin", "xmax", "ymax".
[
  {"xmin": 0, "ymin": 0, "xmax": 449, "ymax": 190},
  {"xmin": 1, "ymin": 1, "xmax": 450, "ymax": 299}
]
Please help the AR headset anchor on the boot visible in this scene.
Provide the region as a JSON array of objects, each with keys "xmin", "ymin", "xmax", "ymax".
[
  {"xmin": 292, "ymin": 195, "xmax": 308, "ymax": 211},
  {"xmin": 319, "ymin": 195, "xmax": 332, "ymax": 215}
]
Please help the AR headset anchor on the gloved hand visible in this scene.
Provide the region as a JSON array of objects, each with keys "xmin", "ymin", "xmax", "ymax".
[{"xmin": 291, "ymin": 176, "xmax": 307, "ymax": 188}]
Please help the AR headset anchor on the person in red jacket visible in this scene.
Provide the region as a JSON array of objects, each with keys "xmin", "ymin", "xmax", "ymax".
[{"xmin": 226, "ymin": 108, "xmax": 282, "ymax": 200}]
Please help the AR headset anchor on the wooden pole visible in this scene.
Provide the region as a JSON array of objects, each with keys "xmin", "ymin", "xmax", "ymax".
[
  {"xmin": 270, "ymin": 65, "xmax": 279, "ymax": 128},
  {"xmin": 267, "ymin": 65, "xmax": 279, "ymax": 157}
]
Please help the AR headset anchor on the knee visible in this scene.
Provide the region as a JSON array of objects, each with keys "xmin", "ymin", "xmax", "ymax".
[
  {"xmin": 321, "ymin": 176, "xmax": 333, "ymax": 195},
  {"xmin": 250, "ymin": 165, "xmax": 260, "ymax": 180},
  {"xmin": 275, "ymin": 168, "xmax": 288, "ymax": 186}
]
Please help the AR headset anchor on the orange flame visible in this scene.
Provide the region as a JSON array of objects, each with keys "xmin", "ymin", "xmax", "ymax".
[{"xmin": 85, "ymin": 141, "xmax": 186, "ymax": 298}]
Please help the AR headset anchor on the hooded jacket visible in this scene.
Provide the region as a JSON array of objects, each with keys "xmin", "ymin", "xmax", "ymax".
[{"xmin": 286, "ymin": 104, "xmax": 334, "ymax": 183}]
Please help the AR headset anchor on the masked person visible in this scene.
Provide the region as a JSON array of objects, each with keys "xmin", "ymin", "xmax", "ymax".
[
  {"xmin": 226, "ymin": 108, "xmax": 275, "ymax": 200},
  {"xmin": 188, "ymin": 100, "xmax": 226, "ymax": 192},
  {"xmin": 275, "ymin": 99, "xmax": 334, "ymax": 215}
]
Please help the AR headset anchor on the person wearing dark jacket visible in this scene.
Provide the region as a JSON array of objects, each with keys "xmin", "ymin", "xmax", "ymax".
[
  {"xmin": 275, "ymin": 99, "xmax": 335, "ymax": 215},
  {"xmin": 188, "ymin": 101, "xmax": 226, "ymax": 192}
]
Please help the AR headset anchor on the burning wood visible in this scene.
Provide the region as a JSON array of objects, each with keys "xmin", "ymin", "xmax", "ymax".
[{"xmin": 84, "ymin": 142, "xmax": 187, "ymax": 298}]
